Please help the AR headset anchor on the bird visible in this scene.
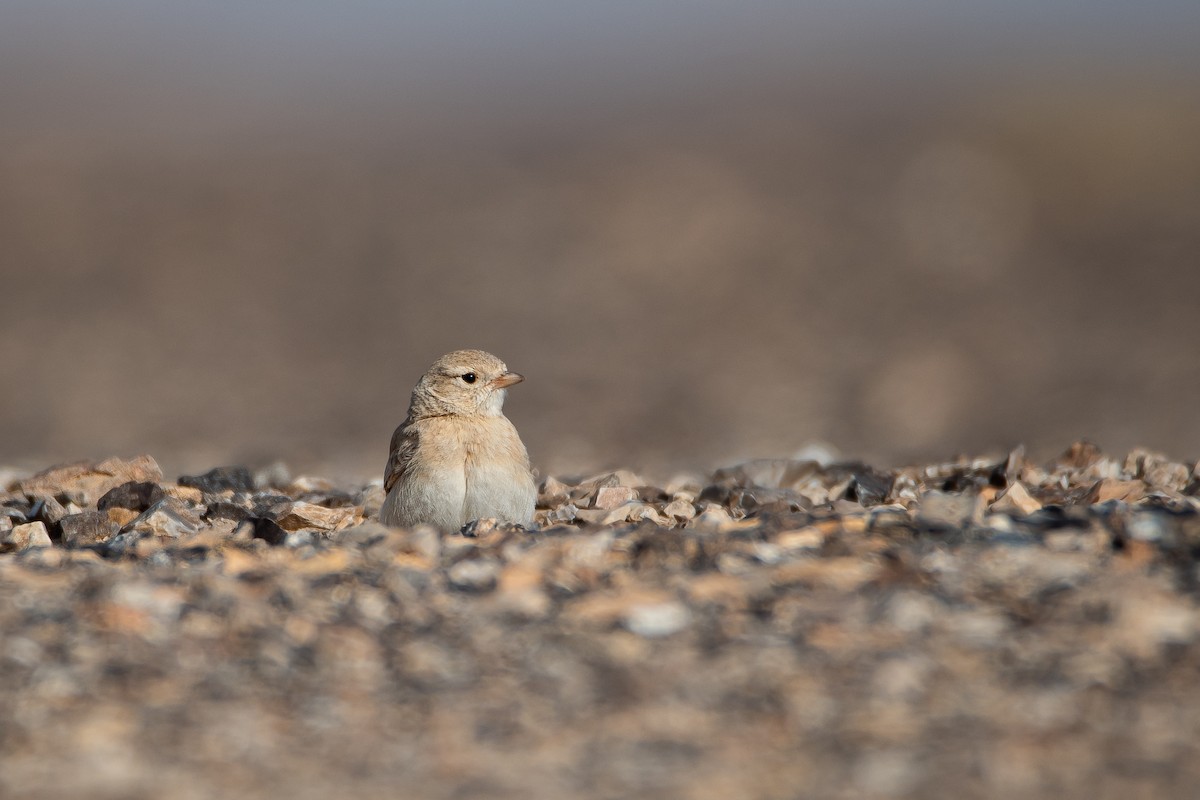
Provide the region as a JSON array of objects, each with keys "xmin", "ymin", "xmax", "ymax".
[{"xmin": 379, "ymin": 349, "xmax": 537, "ymax": 532}]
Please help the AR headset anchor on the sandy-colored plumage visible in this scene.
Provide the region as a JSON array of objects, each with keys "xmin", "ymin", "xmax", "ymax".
[{"xmin": 379, "ymin": 349, "xmax": 537, "ymax": 531}]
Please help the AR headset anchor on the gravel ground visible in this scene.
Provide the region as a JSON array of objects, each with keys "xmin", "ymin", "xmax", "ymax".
[{"xmin": 3, "ymin": 443, "xmax": 1200, "ymax": 799}]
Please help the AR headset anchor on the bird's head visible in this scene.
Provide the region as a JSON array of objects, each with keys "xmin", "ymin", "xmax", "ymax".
[{"xmin": 409, "ymin": 349, "xmax": 524, "ymax": 419}]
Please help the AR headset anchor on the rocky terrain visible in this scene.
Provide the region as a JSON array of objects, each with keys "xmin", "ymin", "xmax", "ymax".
[{"xmin": 2, "ymin": 442, "xmax": 1200, "ymax": 799}]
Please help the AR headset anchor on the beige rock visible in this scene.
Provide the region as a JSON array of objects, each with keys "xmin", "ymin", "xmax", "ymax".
[
  {"xmin": 105, "ymin": 507, "xmax": 140, "ymax": 527},
  {"xmin": 292, "ymin": 549, "xmax": 354, "ymax": 576},
  {"xmin": 663, "ymin": 498, "xmax": 696, "ymax": 521},
  {"xmin": 288, "ymin": 476, "xmax": 336, "ymax": 493},
  {"xmin": 1, "ymin": 521, "xmax": 52, "ymax": 552},
  {"xmin": 918, "ymin": 491, "xmax": 983, "ymax": 528},
  {"xmin": 130, "ymin": 498, "xmax": 204, "ymax": 539},
  {"xmin": 602, "ymin": 501, "xmax": 671, "ymax": 527},
  {"xmin": 563, "ymin": 588, "xmax": 674, "ymax": 627},
  {"xmin": 593, "ymin": 486, "xmax": 639, "ymax": 510},
  {"xmin": 59, "ymin": 512, "xmax": 118, "ymax": 549},
  {"xmin": 16, "ymin": 455, "xmax": 162, "ymax": 506},
  {"xmin": 1087, "ymin": 479, "xmax": 1147, "ymax": 504},
  {"xmin": 162, "ymin": 485, "xmax": 204, "ymax": 504},
  {"xmin": 989, "ymin": 482, "xmax": 1042, "ymax": 516},
  {"xmin": 776, "ymin": 528, "xmax": 825, "ymax": 551},
  {"xmin": 541, "ymin": 503, "xmax": 579, "ymax": 524},
  {"xmin": 688, "ymin": 504, "xmax": 736, "ymax": 532},
  {"xmin": 1144, "ymin": 461, "xmax": 1190, "ymax": 493},
  {"xmin": 539, "ymin": 476, "xmax": 571, "ymax": 506},
  {"xmin": 772, "ymin": 557, "xmax": 882, "ymax": 592},
  {"xmin": 272, "ymin": 501, "xmax": 356, "ymax": 532}
]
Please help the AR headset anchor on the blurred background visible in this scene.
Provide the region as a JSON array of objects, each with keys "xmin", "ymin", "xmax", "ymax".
[{"xmin": 2, "ymin": 0, "xmax": 1199, "ymax": 481}]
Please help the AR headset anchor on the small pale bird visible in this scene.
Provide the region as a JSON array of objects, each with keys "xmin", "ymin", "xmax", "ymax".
[{"xmin": 379, "ymin": 349, "xmax": 537, "ymax": 531}]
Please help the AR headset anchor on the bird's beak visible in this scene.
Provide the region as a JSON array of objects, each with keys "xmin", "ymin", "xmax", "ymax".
[{"xmin": 491, "ymin": 371, "xmax": 524, "ymax": 389}]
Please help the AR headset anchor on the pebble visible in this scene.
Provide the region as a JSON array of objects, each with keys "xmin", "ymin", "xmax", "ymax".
[
  {"xmin": 621, "ymin": 600, "xmax": 691, "ymax": 637},
  {"xmin": 2, "ymin": 521, "xmax": 52, "ymax": 551},
  {"xmin": 447, "ymin": 558, "xmax": 500, "ymax": 592}
]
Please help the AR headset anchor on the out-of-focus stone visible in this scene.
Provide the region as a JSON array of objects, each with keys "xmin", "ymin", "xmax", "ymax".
[
  {"xmin": 59, "ymin": 512, "xmax": 118, "ymax": 549},
  {"xmin": 335, "ymin": 521, "xmax": 392, "ymax": 547},
  {"xmin": 254, "ymin": 461, "xmax": 291, "ymax": 491},
  {"xmin": 539, "ymin": 476, "xmax": 571, "ymax": 507},
  {"xmin": 663, "ymin": 498, "xmax": 696, "ymax": 521},
  {"xmin": 28, "ymin": 495, "xmax": 68, "ymax": 527},
  {"xmin": 356, "ymin": 484, "xmax": 386, "ymax": 519},
  {"xmin": 16, "ymin": 455, "xmax": 162, "ymax": 506},
  {"xmin": 248, "ymin": 522, "xmax": 285, "ymax": 546},
  {"xmin": 602, "ymin": 502, "xmax": 670, "ymax": 527},
  {"xmin": 288, "ymin": 475, "xmax": 336, "ymax": 493},
  {"xmin": 989, "ymin": 482, "xmax": 1042, "ymax": 517},
  {"xmin": 593, "ymin": 486, "xmax": 639, "ymax": 510},
  {"xmin": 448, "ymin": 559, "xmax": 500, "ymax": 592},
  {"xmin": 772, "ymin": 558, "xmax": 882, "ymax": 591},
  {"xmin": 272, "ymin": 501, "xmax": 356, "ymax": 532},
  {"xmin": 622, "ymin": 600, "xmax": 690, "ymax": 638},
  {"xmin": 97, "ymin": 481, "xmax": 165, "ymax": 513},
  {"xmin": 178, "ymin": 466, "xmax": 254, "ymax": 494},
  {"xmin": 917, "ymin": 491, "xmax": 981, "ymax": 529},
  {"xmin": 776, "ymin": 527, "xmax": 825, "ymax": 551},
  {"xmin": 1087, "ymin": 479, "xmax": 1147, "ymax": 504},
  {"xmin": 542, "ymin": 503, "xmax": 579, "ymax": 524},
  {"xmin": 712, "ymin": 459, "xmax": 820, "ymax": 491},
  {"xmin": 129, "ymin": 498, "xmax": 204, "ymax": 539},
  {"xmin": 849, "ymin": 468, "xmax": 894, "ymax": 505},
  {"xmin": 1, "ymin": 521, "xmax": 52, "ymax": 551},
  {"xmin": 689, "ymin": 504, "xmax": 736, "ymax": 532},
  {"xmin": 1057, "ymin": 441, "xmax": 1105, "ymax": 471},
  {"xmin": 1144, "ymin": 461, "xmax": 1190, "ymax": 493},
  {"xmin": 162, "ymin": 485, "xmax": 204, "ymax": 504}
]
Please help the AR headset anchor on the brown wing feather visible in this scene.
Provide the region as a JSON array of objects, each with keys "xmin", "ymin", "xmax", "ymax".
[{"xmin": 383, "ymin": 418, "xmax": 419, "ymax": 493}]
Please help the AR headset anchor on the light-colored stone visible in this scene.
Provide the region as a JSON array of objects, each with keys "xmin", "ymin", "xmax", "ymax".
[
  {"xmin": 1087, "ymin": 478, "xmax": 1147, "ymax": 504},
  {"xmin": 448, "ymin": 559, "xmax": 500, "ymax": 592},
  {"xmin": 2, "ymin": 521, "xmax": 52, "ymax": 551},
  {"xmin": 272, "ymin": 501, "xmax": 356, "ymax": 532},
  {"xmin": 918, "ymin": 491, "xmax": 982, "ymax": 527},
  {"xmin": 130, "ymin": 499, "xmax": 204, "ymax": 539},
  {"xmin": 539, "ymin": 476, "xmax": 571, "ymax": 506},
  {"xmin": 593, "ymin": 486, "xmax": 639, "ymax": 510},
  {"xmin": 663, "ymin": 498, "xmax": 696, "ymax": 521},
  {"xmin": 622, "ymin": 601, "xmax": 691, "ymax": 638},
  {"xmin": 16, "ymin": 455, "xmax": 162, "ymax": 506},
  {"xmin": 989, "ymin": 482, "xmax": 1042, "ymax": 516}
]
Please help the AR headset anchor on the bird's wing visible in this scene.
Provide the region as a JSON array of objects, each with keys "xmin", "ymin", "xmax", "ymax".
[{"xmin": 383, "ymin": 418, "xmax": 420, "ymax": 493}]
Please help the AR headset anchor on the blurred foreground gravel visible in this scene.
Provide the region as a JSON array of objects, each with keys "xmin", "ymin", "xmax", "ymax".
[{"xmin": 3, "ymin": 442, "xmax": 1200, "ymax": 799}]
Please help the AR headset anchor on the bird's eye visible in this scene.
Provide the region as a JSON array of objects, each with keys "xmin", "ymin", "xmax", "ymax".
[{"xmin": 461, "ymin": 373, "xmax": 476, "ymax": 384}]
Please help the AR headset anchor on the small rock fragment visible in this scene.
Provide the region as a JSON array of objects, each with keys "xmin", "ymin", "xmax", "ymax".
[
  {"xmin": 918, "ymin": 491, "xmax": 981, "ymax": 529},
  {"xmin": 622, "ymin": 601, "xmax": 691, "ymax": 638},
  {"xmin": 1088, "ymin": 479, "xmax": 1146, "ymax": 504},
  {"xmin": 129, "ymin": 498, "xmax": 204, "ymax": 539},
  {"xmin": 97, "ymin": 481, "xmax": 165, "ymax": 513},
  {"xmin": 252, "ymin": 518, "xmax": 288, "ymax": 545},
  {"xmin": 1144, "ymin": 461, "xmax": 1190, "ymax": 493},
  {"xmin": 272, "ymin": 501, "xmax": 356, "ymax": 532},
  {"xmin": 539, "ymin": 476, "xmax": 571, "ymax": 507},
  {"xmin": 59, "ymin": 512, "xmax": 118, "ymax": 549},
  {"xmin": 543, "ymin": 503, "xmax": 579, "ymax": 524},
  {"xmin": 593, "ymin": 486, "xmax": 639, "ymax": 510},
  {"xmin": 663, "ymin": 498, "xmax": 696, "ymax": 521},
  {"xmin": 1, "ymin": 521, "xmax": 52, "ymax": 552},
  {"xmin": 448, "ymin": 559, "xmax": 500, "ymax": 592},
  {"xmin": 178, "ymin": 466, "xmax": 254, "ymax": 494},
  {"xmin": 989, "ymin": 482, "xmax": 1042, "ymax": 517},
  {"xmin": 356, "ymin": 484, "xmax": 386, "ymax": 518}
]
